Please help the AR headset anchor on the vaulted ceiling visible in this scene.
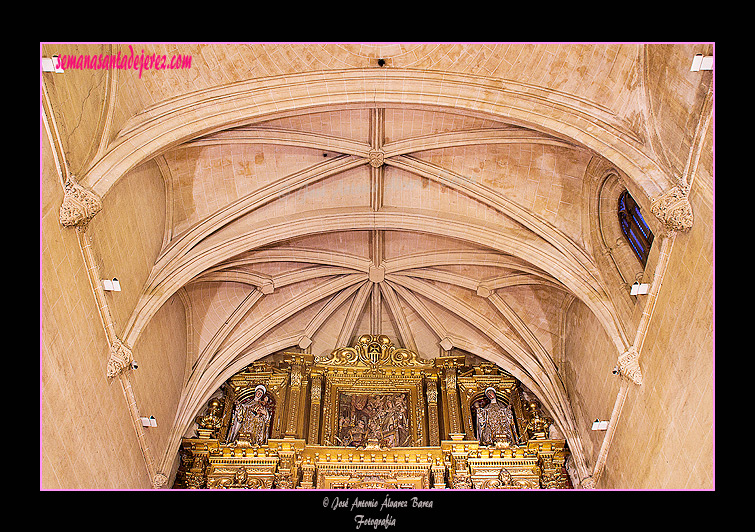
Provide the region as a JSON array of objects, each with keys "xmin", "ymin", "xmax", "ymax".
[
  {"xmin": 148, "ymin": 101, "xmax": 608, "ymax": 463},
  {"xmin": 163, "ymin": 107, "xmax": 593, "ymax": 408},
  {"xmin": 43, "ymin": 43, "xmax": 713, "ymax": 481}
]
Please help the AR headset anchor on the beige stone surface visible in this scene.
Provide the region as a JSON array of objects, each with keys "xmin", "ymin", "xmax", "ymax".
[{"xmin": 40, "ymin": 42, "xmax": 714, "ymax": 489}]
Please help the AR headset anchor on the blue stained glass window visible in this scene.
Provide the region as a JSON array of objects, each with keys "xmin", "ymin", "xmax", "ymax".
[{"xmin": 618, "ymin": 190, "xmax": 654, "ymax": 266}]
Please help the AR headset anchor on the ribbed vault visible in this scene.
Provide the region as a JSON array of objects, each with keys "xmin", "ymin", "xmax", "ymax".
[
  {"xmin": 99, "ymin": 97, "xmax": 651, "ymax": 482},
  {"xmin": 40, "ymin": 42, "xmax": 715, "ymax": 491}
]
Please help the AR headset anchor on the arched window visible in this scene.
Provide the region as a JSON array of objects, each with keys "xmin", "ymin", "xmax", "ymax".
[{"xmin": 618, "ymin": 190, "xmax": 654, "ymax": 266}]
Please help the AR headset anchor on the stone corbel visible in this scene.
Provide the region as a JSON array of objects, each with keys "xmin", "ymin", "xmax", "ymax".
[
  {"xmin": 106, "ymin": 338, "xmax": 133, "ymax": 379},
  {"xmin": 617, "ymin": 346, "xmax": 642, "ymax": 385},
  {"xmin": 650, "ymin": 185, "xmax": 693, "ymax": 233},
  {"xmin": 59, "ymin": 175, "xmax": 103, "ymax": 227},
  {"xmin": 153, "ymin": 473, "xmax": 168, "ymax": 489}
]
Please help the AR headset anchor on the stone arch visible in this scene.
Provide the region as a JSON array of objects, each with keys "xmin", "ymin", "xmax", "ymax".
[
  {"xmin": 599, "ymin": 171, "xmax": 647, "ymax": 288},
  {"xmin": 82, "ymin": 69, "xmax": 674, "ymax": 204},
  {"xmin": 584, "ymin": 155, "xmax": 664, "ymax": 329},
  {"xmin": 123, "ymin": 209, "xmax": 629, "ymax": 355},
  {"xmin": 94, "ymin": 70, "xmax": 673, "ymax": 486}
]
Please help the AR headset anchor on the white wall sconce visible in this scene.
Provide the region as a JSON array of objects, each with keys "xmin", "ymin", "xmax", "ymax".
[
  {"xmin": 140, "ymin": 416, "xmax": 157, "ymax": 428},
  {"xmin": 630, "ymin": 282, "xmax": 649, "ymax": 295},
  {"xmin": 690, "ymin": 54, "xmax": 713, "ymax": 72},
  {"xmin": 592, "ymin": 419, "xmax": 609, "ymax": 431},
  {"xmin": 102, "ymin": 278, "xmax": 121, "ymax": 291},
  {"xmin": 41, "ymin": 56, "xmax": 64, "ymax": 73}
]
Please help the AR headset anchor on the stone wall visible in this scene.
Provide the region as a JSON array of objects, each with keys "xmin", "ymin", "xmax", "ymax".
[{"xmin": 41, "ymin": 135, "xmax": 151, "ymax": 488}]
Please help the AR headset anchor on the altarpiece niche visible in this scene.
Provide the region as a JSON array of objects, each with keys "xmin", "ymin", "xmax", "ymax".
[
  {"xmin": 337, "ymin": 392, "xmax": 411, "ymax": 448},
  {"xmin": 175, "ymin": 335, "xmax": 571, "ymax": 489},
  {"xmin": 226, "ymin": 384, "xmax": 275, "ymax": 446}
]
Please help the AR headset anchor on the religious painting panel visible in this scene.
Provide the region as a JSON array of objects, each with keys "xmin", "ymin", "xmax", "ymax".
[
  {"xmin": 322, "ymin": 379, "xmax": 424, "ymax": 447},
  {"xmin": 337, "ymin": 391, "xmax": 411, "ymax": 447}
]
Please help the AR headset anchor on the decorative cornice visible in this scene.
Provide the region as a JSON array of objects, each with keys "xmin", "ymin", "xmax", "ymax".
[
  {"xmin": 650, "ymin": 186, "xmax": 693, "ymax": 233},
  {"xmin": 106, "ymin": 338, "xmax": 133, "ymax": 379},
  {"xmin": 59, "ymin": 176, "xmax": 102, "ymax": 227}
]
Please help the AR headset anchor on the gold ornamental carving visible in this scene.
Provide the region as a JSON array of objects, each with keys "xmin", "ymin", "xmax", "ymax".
[
  {"xmin": 175, "ymin": 336, "xmax": 572, "ymax": 489},
  {"xmin": 319, "ymin": 334, "xmax": 432, "ymax": 371}
]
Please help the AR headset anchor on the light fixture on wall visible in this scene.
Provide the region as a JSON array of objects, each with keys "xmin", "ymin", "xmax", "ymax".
[
  {"xmin": 690, "ymin": 54, "xmax": 713, "ymax": 72},
  {"xmin": 630, "ymin": 281, "xmax": 649, "ymax": 295},
  {"xmin": 41, "ymin": 56, "xmax": 64, "ymax": 73},
  {"xmin": 140, "ymin": 416, "xmax": 157, "ymax": 428},
  {"xmin": 592, "ymin": 419, "xmax": 609, "ymax": 431},
  {"xmin": 102, "ymin": 277, "xmax": 121, "ymax": 291}
]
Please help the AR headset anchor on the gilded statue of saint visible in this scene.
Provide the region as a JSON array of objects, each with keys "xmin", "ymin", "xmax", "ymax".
[
  {"xmin": 524, "ymin": 401, "xmax": 551, "ymax": 440},
  {"xmin": 227, "ymin": 385, "xmax": 272, "ymax": 446},
  {"xmin": 476, "ymin": 387, "xmax": 518, "ymax": 447}
]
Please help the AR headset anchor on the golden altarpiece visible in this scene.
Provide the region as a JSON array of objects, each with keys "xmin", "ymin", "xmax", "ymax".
[{"xmin": 175, "ymin": 335, "xmax": 570, "ymax": 489}]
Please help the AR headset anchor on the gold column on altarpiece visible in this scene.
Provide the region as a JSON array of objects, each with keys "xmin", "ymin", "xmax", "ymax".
[
  {"xmin": 307, "ymin": 371, "xmax": 323, "ymax": 444},
  {"xmin": 437, "ymin": 355, "xmax": 466, "ymax": 439},
  {"xmin": 425, "ymin": 374, "xmax": 440, "ymax": 446},
  {"xmin": 282, "ymin": 353, "xmax": 312, "ymax": 439}
]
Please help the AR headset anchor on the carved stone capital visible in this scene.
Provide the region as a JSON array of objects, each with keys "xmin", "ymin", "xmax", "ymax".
[
  {"xmin": 617, "ymin": 346, "xmax": 642, "ymax": 385},
  {"xmin": 650, "ymin": 186, "xmax": 693, "ymax": 233},
  {"xmin": 439, "ymin": 337, "xmax": 454, "ymax": 352},
  {"xmin": 153, "ymin": 473, "xmax": 168, "ymax": 489},
  {"xmin": 298, "ymin": 335, "xmax": 313, "ymax": 349},
  {"xmin": 59, "ymin": 176, "xmax": 103, "ymax": 227},
  {"xmin": 106, "ymin": 338, "xmax": 133, "ymax": 379},
  {"xmin": 580, "ymin": 476, "xmax": 597, "ymax": 489}
]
